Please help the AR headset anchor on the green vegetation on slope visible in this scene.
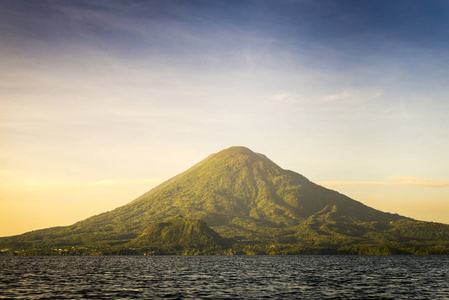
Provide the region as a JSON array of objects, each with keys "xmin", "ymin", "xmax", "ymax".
[
  {"xmin": 130, "ymin": 215, "xmax": 226, "ymax": 254},
  {"xmin": 1, "ymin": 146, "xmax": 449, "ymax": 255}
]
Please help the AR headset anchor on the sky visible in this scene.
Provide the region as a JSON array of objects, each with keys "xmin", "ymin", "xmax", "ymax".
[{"xmin": 1, "ymin": 0, "xmax": 449, "ymax": 236}]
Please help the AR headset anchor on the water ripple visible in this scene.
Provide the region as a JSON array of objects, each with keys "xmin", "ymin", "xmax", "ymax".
[{"xmin": 1, "ymin": 255, "xmax": 448, "ymax": 299}]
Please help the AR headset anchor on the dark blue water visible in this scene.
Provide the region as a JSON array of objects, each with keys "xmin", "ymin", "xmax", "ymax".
[{"xmin": 1, "ymin": 255, "xmax": 448, "ymax": 299}]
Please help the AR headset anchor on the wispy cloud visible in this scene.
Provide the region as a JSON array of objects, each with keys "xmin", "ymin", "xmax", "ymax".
[
  {"xmin": 87, "ymin": 178, "xmax": 165, "ymax": 186},
  {"xmin": 271, "ymin": 93, "xmax": 309, "ymax": 104},
  {"xmin": 322, "ymin": 88, "xmax": 382, "ymax": 103},
  {"xmin": 0, "ymin": 171, "xmax": 165, "ymax": 188},
  {"xmin": 322, "ymin": 89, "xmax": 353, "ymax": 102},
  {"xmin": 318, "ymin": 177, "xmax": 449, "ymax": 187}
]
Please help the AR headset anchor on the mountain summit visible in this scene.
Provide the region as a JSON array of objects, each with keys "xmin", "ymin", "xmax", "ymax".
[{"xmin": 1, "ymin": 146, "xmax": 449, "ymax": 255}]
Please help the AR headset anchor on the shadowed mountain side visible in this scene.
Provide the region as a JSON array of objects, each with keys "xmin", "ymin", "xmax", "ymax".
[{"xmin": 1, "ymin": 146, "xmax": 449, "ymax": 255}]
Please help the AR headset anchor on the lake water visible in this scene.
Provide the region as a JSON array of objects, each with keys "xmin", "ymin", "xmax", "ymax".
[{"xmin": 1, "ymin": 255, "xmax": 448, "ymax": 299}]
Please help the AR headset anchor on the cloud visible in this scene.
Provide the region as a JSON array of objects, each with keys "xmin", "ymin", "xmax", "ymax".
[
  {"xmin": 0, "ymin": 172, "xmax": 165, "ymax": 189},
  {"xmin": 87, "ymin": 178, "xmax": 164, "ymax": 186},
  {"xmin": 271, "ymin": 93, "xmax": 311, "ymax": 105},
  {"xmin": 322, "ymin": 89, "xmax": 353, "ymax": 102},
  {"xmin": 322, "ymin": 88, "xmax": 382, "ymax": 103},
  {"xmin": 272, "ymin": 93, "xmax": 298, "ymax": 104},
  {"xmin": 318, "ymin": 177, "xmax": 449, "ymax": 187}
]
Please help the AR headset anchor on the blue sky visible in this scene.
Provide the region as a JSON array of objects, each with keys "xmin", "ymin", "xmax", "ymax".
[{"xmin": 1, "ymin": 0, "xmax": 449, "ymax": 235}]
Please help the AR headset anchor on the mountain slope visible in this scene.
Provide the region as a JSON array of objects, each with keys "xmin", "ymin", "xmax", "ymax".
[{"xmin": 1, "ymin": 146, "xmax": 449, "ymax": 255}]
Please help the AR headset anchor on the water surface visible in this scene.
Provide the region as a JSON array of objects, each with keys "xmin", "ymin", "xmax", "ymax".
[{"xmin": 1, "ymin": 255, "xmax": 448, "ymax": 299}]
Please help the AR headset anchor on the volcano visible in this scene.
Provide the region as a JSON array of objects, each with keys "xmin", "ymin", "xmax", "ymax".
[{"xmin": 2, "ymin": 146, "xmax": 449, "ymax": 255}]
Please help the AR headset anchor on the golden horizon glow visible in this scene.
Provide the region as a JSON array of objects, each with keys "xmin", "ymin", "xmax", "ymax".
[{"xmin": 318, "ymin": 177, "xmax": 449, "ymax": 187}]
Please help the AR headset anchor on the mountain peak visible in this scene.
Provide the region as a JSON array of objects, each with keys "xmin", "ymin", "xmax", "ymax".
[
  {"xmin": 211, "ymin": 146, "xmax": 277, "ymax": 167},
  {"xmin": 220, "ymin": 146, "xmax": 255, "ymax": 155}
]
